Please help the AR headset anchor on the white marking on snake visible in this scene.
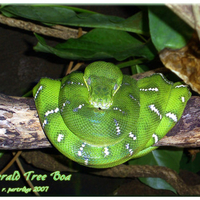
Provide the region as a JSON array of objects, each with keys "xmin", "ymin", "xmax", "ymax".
[
  {"xmin": 125, "ymin": 143, "xmax": 133, "ymax": 156},
  {"xmin": 66, "ymin": 81, "xmax": 84, "ymax": 86},
  {"xmin": 57, "ymin": 134, "xmax": 64, "ymax": 142},
  {"xmin": 114, "ymin": 119, "xmax": 121, "ymax": 135},
  {"xmin": 34, "ymin": 85, "xmax": 43, "ymax": 100},
  {"xmin": 42, "ymin": 119, "xmax": 48, "ymax": 128},
  {"xmin": 148, "ymin": 104, "xmax": 162, "ymax": 119},
  {"xmin": 113, "ymin": 107, "xmax": 125, "ymax": 114},
  {"xmin": 104, "ymin": 147, "xmax": 110, "ymax": 157},
  {"xmin": 44, "ymin": 107, "xmax": 60, "ymax": 117},
  {"xmin": 129, "ymin": 132, "xmax": 137, "ymax": 140},
  {"xmin": 166, "ymin": 112, "xmax": 178, "ymax": 122},
  {"xmin": 84, "ymin": 158, "xmax": 89, "ymax": 165},
  {"xmin": 78, "ymin": 142, "xmax": 86, "ymax": 157},
  {"xmin": 61, "ymin": 82, "xmax": 67, "ymax": 88},
  {"xmin": 140, "ymin": 87, "xmax": 159, "ymax": 92},
  {"xmin": 73, "ymin": 104, "xmax": 85, "ymax": 112},
  {"xmin": 158, "ymin": 73, "xmax": 172, "ymax": 85},
  {"xmin": 152, "ymin": 133, "xmax": 158, "ymax": 143},
  {"xmin": 181, "ymin": 96, "xmax": 185, "ymax": 103},
  {"xmin": 77, "ymin": 151, "xmax": 82, "ymax": 156},
  {"xmin": 129, "ymin": 94, "xmax": 140, "ymax": 106},
  {"xmin": 175, "ymin": 85, "xmax": 187, "ymax": 88},
  {"xmin": 61, "ymin": 100, "xmax": 71, "ymax": 112},
  {"xmin": 43, "ymin": 108, "xmax": 60, "ymax": 128},
  {"xmin": 116, "ymin": 127, "xmax": 120, "ymax": 133},
  {"xmin": 129, "ymin": 149, "xmax": 133, "ymax": 155},
  {"xmin": 125, "ymin": 143, "xmax": 130, "ymax": 149}
]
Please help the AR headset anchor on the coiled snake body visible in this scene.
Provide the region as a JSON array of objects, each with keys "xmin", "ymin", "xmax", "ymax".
[{"xmin": 33, "ymin": 61, "xmax": 191, "ymax": 168}]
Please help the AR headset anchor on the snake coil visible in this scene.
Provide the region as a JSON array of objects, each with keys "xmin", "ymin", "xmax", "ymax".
[{"xmin": 33, "ymin": 61, "xmax": 191, "ymax": 168}]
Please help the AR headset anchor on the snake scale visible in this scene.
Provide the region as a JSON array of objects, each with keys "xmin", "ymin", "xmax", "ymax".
[{"xmin": 33, "ymin": 61, "xmax": 191, "ymax": 168}]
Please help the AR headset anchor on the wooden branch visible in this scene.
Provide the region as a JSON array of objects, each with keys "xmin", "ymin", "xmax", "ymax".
[
  {"xmin": 0, "ymin": 89, "xmax": 199, "ymax": 150},
  {"xmin": 91, "ymin": 164, "xmax": 200, "ymax": 195},
  {"xmin": 155, "ymin": 96, "xmax": 200, "ymax": 148},
  {"xmin": 0, "ymin": 94, "xmax": 50, "ymax": 150},
  {"xmin": 0, "ymin": 14, "xmax": 87, "ymax": 40}
]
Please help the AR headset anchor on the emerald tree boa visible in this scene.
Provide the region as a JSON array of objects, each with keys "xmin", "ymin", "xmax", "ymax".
[{"xmin": 33, "ymin": 61, "xmax": 191, "ymax": 168}]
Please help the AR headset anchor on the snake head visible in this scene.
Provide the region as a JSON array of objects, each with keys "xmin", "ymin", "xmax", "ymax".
[{"xmin": 83, "ymin": 61, "xmax": 123, "ymax": 109}]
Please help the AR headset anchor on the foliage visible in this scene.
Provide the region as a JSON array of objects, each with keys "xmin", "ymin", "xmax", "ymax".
[{"xmin": 129, "ymin": 148, "xmax": 183, "ymax": 194}]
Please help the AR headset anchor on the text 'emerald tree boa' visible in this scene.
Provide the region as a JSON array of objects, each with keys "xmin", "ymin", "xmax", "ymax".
[{"xmin": 33, "ymin": 61, "xmax": 191, "ymax": 168}]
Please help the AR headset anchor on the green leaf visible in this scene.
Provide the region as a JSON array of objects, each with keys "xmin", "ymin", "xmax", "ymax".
[
  {"xmin": 140, "ymin": 177, "xmax": 176, "ymax": 193},
  {"xmin": 116, "ymin": 58, "xmax": 147, "ymax": 69},
  {"xmin": 23, "ymin": 90, "xmax": 33, "ymax": 97},
  {"xmin": 148, "ymin": 6, "xmax": 193, "ymax": 51},
  {"xmin": 34, "ymin": 29, "xmax": 156, "ymax": 61},
  {"xmin": 0, "ymin": 151, "xmax": 4, "ymax": 158},
  {"xmin": 180, "ymin": 152, "xmax": 200, "ymax": 173},
  {"xmin": 129, "ymin": 148, "xmax": 183, "ymax": 194},
  {"xmin": 1, "ymin": 10, "xmax": 17, "ymax": 17},
  {"xmin": 131, "ymin": 64, "xmax": 149, "ymax": 74},
  {"xmin": 130, "ymin": 148, "xmax": 183, "ymax": 172},
  {"xmin": 0, "ymin": 5, "xmax": 149, "ymax": 34}
]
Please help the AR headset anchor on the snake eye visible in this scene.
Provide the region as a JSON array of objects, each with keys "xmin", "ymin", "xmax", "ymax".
[
  {"xmin": 114, "ymin": 84, "xmax": 118, "ymax": 90},
  {"xmin": 87, "ymin": 77, "xmax": 91, "ymax": 85}
]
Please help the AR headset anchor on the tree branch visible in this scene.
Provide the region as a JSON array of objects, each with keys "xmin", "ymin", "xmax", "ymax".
[
  {"xmin": 0, "ymin": 14, "xmax": 87, "ymax": 40},
  {"xmin": 0, "ymin": 91, "xmax": 199, "ymax": 150},
  {"xmin": 91, "ymin": 164, "xmax": 200, "ymax": 195},
  {"xmin": 0, "ymin": 94, "xmax": 50, "ymax": 150}
]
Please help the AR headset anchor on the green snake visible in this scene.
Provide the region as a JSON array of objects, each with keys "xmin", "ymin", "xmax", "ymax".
[{"xmin": 33, "ymin": 61, "xmax": 191, "ymax": 168}]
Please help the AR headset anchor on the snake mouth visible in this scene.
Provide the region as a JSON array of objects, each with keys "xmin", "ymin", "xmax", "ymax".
[{"xmin": 89, "ymin": 100, "xmax": 112, "ymax": 110}]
